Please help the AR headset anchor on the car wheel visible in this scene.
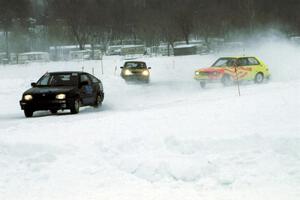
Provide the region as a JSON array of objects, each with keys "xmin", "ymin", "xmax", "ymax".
[
  {"xmin": 24, "ymin": 109, "xmax": 33, "ymax": 117},
  {"xmin": 50, "ymin": 109, "xmax": 58, "ymax": 114},
  {"xmin": 200, "ymin": 81, "xmax": 206, "ymax": 88},
  {"xmin": 70, "ymin": 98, "xmax": 80, "ymax": 114},
  {"xmin": 93, "ymin": 93, "xmax": 103, "ymax": 108},
  {"xmin": 222, "ymin": 75, "xmax": 233, "ymax": 86},
  {"xmin": 254, "ymin": 73, "xmax": 264, "ymax": 84}
]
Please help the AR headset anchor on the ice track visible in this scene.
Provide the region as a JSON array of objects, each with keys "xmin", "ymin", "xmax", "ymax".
[{"xmin": 0, "ymin": 43, "xmax": 300, "ymax": 200}]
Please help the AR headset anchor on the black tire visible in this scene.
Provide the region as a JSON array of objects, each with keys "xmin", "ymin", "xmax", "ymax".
[
  {"xmin": 70, "ymin": 98, "xmax": 80, "ymax": 114},
  {"xmin": 24, "ymin": 109, "xmax": 33, "ymax": 117},
  {"xmin": 50, "ymin": 109, "xmax": 58, "ymax": 114},
  {"xmin": 200, "ymin": 81, "xmax": 206, "ymax": 88},
  {"xmin": 222, "ymin": 75, "xmax": 233, "ymax": 86},
  {"xmin": 93, "ymin": 93, "xmax": 103, "ymax": 108},
  {"xmin": 254, "ymin": 73, "xmax": 264, "ymax": 84}
]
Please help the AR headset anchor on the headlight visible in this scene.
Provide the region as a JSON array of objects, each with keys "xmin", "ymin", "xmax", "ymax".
[
  {"xmin": 56, "ymin": 94, "xmax": 66, "ymax": 100},
  {"xmin": 142, "ymin": 70, "xmax": 149, "ymax": 76},
  {"xmin": 24, "ymin": 94, "xmax": 33, "ymax": 101},
  {"xmin": 124, "ymin": 70, "xmax": 132, "ymax": 76},
  {"xmin": 195, "ymin": 71, "xmax": 200, "ymax": 75}
]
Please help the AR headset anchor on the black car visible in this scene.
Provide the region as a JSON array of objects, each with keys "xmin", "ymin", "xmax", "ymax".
[
  {"xmin": 20, "ymin": 71, "xmax": 104, "ymax": 117},
  {"xmin": 120, "ymin": 61, "xmax": 151, "ymax": 83}
]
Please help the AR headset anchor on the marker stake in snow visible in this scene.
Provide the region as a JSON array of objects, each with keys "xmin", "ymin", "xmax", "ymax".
[
  {"xmin": 114, "ymin": 66, "xmax": 117, "ymax": 76},
  {"xmin": 101, "ymin": 59, "xmax": 104, "ymax": 75},
  {"xmin": 234, "ymin": 66, "xmax": 241, "ymax": 96},
  {"xmin": 172, "ymin": 59, "xmax": 175, "ymax": 69}
]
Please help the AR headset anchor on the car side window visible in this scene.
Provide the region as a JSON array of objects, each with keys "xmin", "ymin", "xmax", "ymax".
[
  {"xmin": 248, "ymin": 57, "xmax": 260, "ymax": 65},
  {"xmin": 39, "ymin": 74, "xmax": 50, "ymax": 85},
  {"xmin": 89, "ymin": 74, "xmax": 103, "ymax": 91},
  {"xmin": 80, "ymin": 74, "xmax": 91, "ymax": 84},
  {"xmin": 227, "ymin": 59, "xmax": 237, "ymax": 67},
  {"xmin": 80, "ymin": 74, "xmax": 93, "ymax": 94},
  {"xmin": 238, "ymin": 58, "xmax": 248, "ymax": 66},
  {"xmin": 89, "ymin": 74, "xmax": 99, "ymax": 83}
]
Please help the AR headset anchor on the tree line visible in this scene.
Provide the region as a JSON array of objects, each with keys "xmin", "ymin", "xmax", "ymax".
[{"xmin": 1, "ymin": 0, "xmax": 300, "ymax": 60}]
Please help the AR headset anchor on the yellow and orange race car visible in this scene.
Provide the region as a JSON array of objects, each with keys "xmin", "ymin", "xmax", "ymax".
[{"xmin": 194, "ymin": 56, "xmax": 271, "ymax": 88}]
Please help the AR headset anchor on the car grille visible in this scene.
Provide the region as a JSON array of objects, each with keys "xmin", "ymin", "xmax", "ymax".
[
  {"xmin": 33, "ymin": 93, "xmax": 56, "ymax": 100},
  {"xmin": 199, "ymin": 72, "xmax": 208, "ymax": 76},
  {"xmin": 131, "ymin": 71, "xmax": 142, "ymax": 74}
]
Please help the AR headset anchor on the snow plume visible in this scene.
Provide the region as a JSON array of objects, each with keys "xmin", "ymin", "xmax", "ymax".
[
  {"xmin": 216, "ymin": 30, "xmax": 300, "ymax": 82},
  {"xmin": 254, "ymin": 41, "xmax": 300, "ymax": 81}
]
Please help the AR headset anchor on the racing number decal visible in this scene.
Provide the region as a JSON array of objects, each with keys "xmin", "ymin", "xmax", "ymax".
[{"xmin": 224, "ymin": 67, "xmax": 252, "ymax": 80}]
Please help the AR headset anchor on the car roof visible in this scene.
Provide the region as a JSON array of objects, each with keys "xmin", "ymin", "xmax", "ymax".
[
  {"xmin": 46, "ymin": 71, "xmax": 101, "ymax": 81},
  {"xmin": 218, "ymin": 56, "xmax": 258, "ymax": 59},
  {"xmin": 48, "ymin": 71, "xmax": 86, "ymax": 75},
  {"xmin": 124, "ymin": 61, "xmax": 146, "ymax": 64}
]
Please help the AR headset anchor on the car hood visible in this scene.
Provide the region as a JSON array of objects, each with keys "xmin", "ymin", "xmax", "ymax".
[
  {"xmin": 196, "ymin": 67, "xmax": 225, "ymax": 73},
  {"xmin": 24, "ymin": 86, "xmax": 76, "ymax": 95}
]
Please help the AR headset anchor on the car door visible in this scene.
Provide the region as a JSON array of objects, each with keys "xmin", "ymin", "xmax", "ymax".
[
  {"xmin": 223, "ymin": 58, "xmax": 238, "ymax": 80},
  {"xmin": 237, "ymin": 58, "xmax": 253, "ymax": 80},
  {"xmin": 247, "ymin": 57, "xmax": 262, "ymax": 79},
  {"xmin": 80, "ymin": 74, "xmax": 94, "ymax": 105},
  {"xmin": 88, "ymin": 74, "xmax": 102, "ymax": 97}
]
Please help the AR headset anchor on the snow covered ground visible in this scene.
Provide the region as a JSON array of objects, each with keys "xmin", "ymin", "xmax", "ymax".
[{"xmin": 0, "ymin": 40, "xmax": 299, "ymax": 200}]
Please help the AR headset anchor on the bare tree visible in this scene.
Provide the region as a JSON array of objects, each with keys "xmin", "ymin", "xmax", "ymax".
[
  {"xmin": 48, "ymin": 0, "xmax": 96, "ymax": 50},
  {"xmin": 3, "ymin": 0, "xmax": 300, "ymax": 58},
  {"xmin": 0, "ymin": 0, "xmax": 31, "ymax": 62}
]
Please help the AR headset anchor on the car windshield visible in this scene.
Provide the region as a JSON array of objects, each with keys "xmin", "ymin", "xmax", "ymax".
[
  {"xmin": 212, "ymin": 58, "xmax": 237, "ymax": 67},
  {"xmin": 37, "ymin": 73, "xmax": 79, "ymax": 86},
  {"xmin": 124, "ymin": 62, "xmax": 146, "ymax": 69}
]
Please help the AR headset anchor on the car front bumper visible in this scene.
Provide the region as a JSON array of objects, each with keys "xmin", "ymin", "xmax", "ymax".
[
  {"xmin": 194, "ymin": 76, "xmax": 221, "ymax": 82},
  {"xmin": 20, "ymin": 99, "xmax": 72, "ymax": 111},
  {"xmin": 122, "ymin": 75, "xmax": 150, "ymax": 82}
]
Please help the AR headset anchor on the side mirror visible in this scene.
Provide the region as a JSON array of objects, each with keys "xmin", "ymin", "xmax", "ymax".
[
  {"xmin": 120, "ymin": 66, "xmax": 124, "ymax": 69},
  {"xmin": 31, "ymin": 82, "xmax": 37, "ymax": 87},
  {"xmin": 80, "ymin": 80, "xmax": 89, "ymax": 87},
  {"xmin": 148, "ymin": 67, "xmax": 151, "ymax": 69}
]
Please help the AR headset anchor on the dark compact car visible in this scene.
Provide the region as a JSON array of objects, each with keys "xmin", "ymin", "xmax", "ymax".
[
  {"xmin": 120, "ymin": 61, "xmax": 151, "ymax": 83},
  {"xmin": 20, "ymin": 71, "xmax": 104, "ymax": 117}
]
